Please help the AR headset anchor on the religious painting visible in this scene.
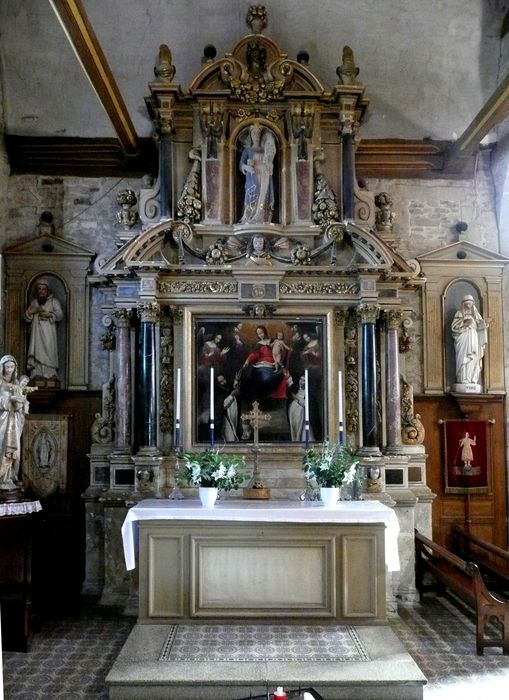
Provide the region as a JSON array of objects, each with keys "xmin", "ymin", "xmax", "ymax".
[
  {"xmin": 193, "ymin": 316, "xmax": 326, "ymax": 444},
  {"xmin": 443, "ymin": 419, "xmax": 489, "ymax": 493},
  {"xmin": 22, "ymin": 414, "xmax": 69, "ymax": 498}
]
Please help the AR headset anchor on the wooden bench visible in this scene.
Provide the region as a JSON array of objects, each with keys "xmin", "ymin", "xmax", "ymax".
[
  {"xmin": 451, "ymin": 526, "xmax": 509, "ymax": 594},
  {"xmin": 415, "ymin": 529, "xmax": 509, "ymax": 655}
]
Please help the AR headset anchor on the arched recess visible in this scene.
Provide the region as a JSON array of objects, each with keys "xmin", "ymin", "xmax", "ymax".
[{"xmin": 443, "ymin": 279, "xmax": 484, "ymax": 392}]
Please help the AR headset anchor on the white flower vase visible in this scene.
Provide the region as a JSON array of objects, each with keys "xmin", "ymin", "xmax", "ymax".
[
  {"xmin": 320, "ymin": 486, "xmax": 340, "ymax": 507},
  {"xmin": 199, "ymin": 486, "xmax": 218, "ymax": 508}
]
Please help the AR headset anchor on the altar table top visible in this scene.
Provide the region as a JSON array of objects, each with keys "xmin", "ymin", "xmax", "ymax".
[{"xmin": 121, "ymin": 498, "xmax": 400, "ymax": 572}]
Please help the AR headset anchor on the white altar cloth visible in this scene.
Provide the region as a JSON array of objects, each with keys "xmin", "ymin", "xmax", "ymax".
[{"xmin": 121, "ymin": 499, "xmax": 400, "ymax": 572}]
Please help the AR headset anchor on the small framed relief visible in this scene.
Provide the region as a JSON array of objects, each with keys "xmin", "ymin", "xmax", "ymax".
[
  {"xmin": 442, "ymin": 419, "xmax": 490, "ymax": 494},
  {"xmin": 22, "ymin": 414, "xmax": 69, "ymax": 498}
]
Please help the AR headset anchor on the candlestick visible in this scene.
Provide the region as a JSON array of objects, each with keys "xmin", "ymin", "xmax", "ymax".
[
  {"xmin": 304, "ymin": 369, "xmax": 310, "ymax": 448},
  {"xmin": 338, "ymin": 369, "xmax": 344, "ymax": 444},
  {"xmin": 209, "ymin": 367, "xmax": 215, "ymax": 447}
]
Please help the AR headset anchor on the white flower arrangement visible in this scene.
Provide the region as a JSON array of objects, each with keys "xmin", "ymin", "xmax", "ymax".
[{"xmin": 182, "ymin": 448, "xmax": 246, "ymax": 491}]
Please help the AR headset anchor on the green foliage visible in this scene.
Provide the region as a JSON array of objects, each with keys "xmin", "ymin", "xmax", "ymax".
[
  {"xmin": 181, "ymin": 448, "xmax": 246, "ymax": 491},
  {"xmin": 303, "ymin": 440, "xmax": 359, "ymax": 488}
]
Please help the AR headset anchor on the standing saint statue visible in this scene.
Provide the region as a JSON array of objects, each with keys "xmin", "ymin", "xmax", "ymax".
[
  {"xmin": 239, "ymin": 123, "xmax": 276, "ymax": 224},
  {"xmin": 451, "ymin": 294, "xmax": 490, "ymax": 391},
  {"xmin": 0, "ymin": 355, "xmax": 31, "ymax": 494},
  {"xmin": 24, "ymin": 278, "xmax": 64, "ymax": 382}
]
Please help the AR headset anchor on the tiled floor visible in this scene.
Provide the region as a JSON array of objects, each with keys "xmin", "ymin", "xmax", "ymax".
[{"xmin": 2, "ymin": 594, "xmax": 509, "ymax": 699}]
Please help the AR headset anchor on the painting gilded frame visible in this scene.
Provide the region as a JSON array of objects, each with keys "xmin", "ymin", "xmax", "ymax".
[
  {"xmin": 191, "ymin": 315, "xmax": 327, "ymax": 445},
  {"xmin": 443, "ymin": 419, "xmax": 490, "ymax": 494}
]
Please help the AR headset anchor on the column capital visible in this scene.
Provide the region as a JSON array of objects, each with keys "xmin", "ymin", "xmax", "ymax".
[
  {"xmin": 138, "ymin": 301, "xmax": 160, "ymax": 323},
  {"xmin": 357, "ymin": 303, "xmax": 379, "ymax": 325},
  {"xmin": 114, "ymin": 308, "xmax": 133, "ymax": 328},
  {"xmin": 385, "ymin": 309, "xmax": 403, "ymax": 330}
]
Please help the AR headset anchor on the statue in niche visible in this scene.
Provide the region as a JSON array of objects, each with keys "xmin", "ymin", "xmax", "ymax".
[
  {"xmin": 451, "ymin": 294, "xmax": 490, "ymax": 390},
  {"xmin": 239, "ymin": 123, "xmax": 276, "ymax": 224},
  {"xmin": 24, "ymin": 277, "xmax": 64, "ymax": 384}
]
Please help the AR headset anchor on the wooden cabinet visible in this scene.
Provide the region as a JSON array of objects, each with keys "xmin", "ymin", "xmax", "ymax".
[{"xmin": 0, "ymin": 508, "xmax": 40, "ymax": 651}]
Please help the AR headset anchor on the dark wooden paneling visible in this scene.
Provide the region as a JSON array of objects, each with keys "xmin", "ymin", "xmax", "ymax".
[
  {"xmin": 26, "ymin": 390, "xmax": 101, "ymax": 616},
  {"xmin": 415, "ymin": 394, "xmax": 507, "ymax": 551}
]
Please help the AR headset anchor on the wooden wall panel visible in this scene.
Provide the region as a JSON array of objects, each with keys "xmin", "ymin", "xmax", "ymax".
[{"xmin": 415, "ymin": 394, "xmax": 507, "ymax": 551}]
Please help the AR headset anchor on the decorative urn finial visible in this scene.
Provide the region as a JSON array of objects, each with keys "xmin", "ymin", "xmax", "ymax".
[{"xmin": 247, "ymin": 5, "xmax": 268, "ymax": 34}]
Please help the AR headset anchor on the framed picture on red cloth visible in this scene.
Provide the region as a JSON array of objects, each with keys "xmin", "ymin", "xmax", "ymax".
[{"xmin": 443, "ymin": 419, "xmax": 490, "ymax": 494}]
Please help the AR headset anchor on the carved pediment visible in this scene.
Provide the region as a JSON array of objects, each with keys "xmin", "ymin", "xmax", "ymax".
[
  {"xmin": 3, "ymin": 232, "xmax": 95, "ymax": 259},
  {"xmin": 417, "ymin": 241, "xmax": 509, "ymax": 264}
]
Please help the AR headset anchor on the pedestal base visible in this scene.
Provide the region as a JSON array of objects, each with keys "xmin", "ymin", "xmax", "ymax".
[{"xmin": 243, "ymin": 486, "xmax": 271, "ymax": 499}]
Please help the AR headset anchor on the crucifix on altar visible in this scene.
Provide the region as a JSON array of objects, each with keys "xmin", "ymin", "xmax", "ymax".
[{"xmin": 241, "ymin": 401, "xmax": 271, "ymax": 500}]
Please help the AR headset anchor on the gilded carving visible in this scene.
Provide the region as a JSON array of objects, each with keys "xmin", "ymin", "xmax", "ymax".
[
  {"xmin": 115, "ymin": 190, "xmax": 139, "ymax": 231},
  {"xmin": 158, "ymin": 280, "xmax": 238, "ymax": 295},
  {"xmin": 279, "ymin": 281, "xmax": 358, "ymax": 295},
  {"xmin": 91, "ymin": 377, "xmax": 115, "ymax": 445},
  {"xmin": 246, "ymin": 5, "xmax": 268, "ymax": 34},
  {"xmin": 154, "ymin": 44, "xmax": 176, "ymax": 82},
  {"xmin": 312, "ymin": 166, "xmax": 340, "ymax": 229},
  {"xmin": 291, "ymin": 243, "xmax": 311, "ymax": 266},
  {"xmin": 176, "ymin": 149, "xmax": 202, "ymax": 223},
  {"xmin": 400, "ymin": 376, "xmax": 425, "ymax": 445},
  {"xmin": 375, "ymin": 192, "xmax": 396, "ymax": 232},
  {"xmin": 345, "ymin": 326, "xmax": 359, "ymax": 434},
  {"xmin": 334, "ymin": 309, "xmax": 347, "ymax": 326},
  {"xmin": 159, "ymin": 323, "xmax": 174, "ymax": 434}
]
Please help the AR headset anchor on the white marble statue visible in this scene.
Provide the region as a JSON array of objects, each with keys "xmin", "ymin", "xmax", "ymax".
[
  {"xmin": 0, "ymin": 355, "xmax": 30, "ymax": 491},
  {"xmin": 25, "ymin": 278, "xmax": 64, "ymax": 381},
  {"xmin": 451, "ymin": 294, "xmax": 490, "ymax": 392}
]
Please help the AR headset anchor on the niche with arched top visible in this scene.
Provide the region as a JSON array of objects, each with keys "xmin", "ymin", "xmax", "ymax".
[{"xmin": 235, "ymin": 123, "xmax": 280, "ymax": 225}]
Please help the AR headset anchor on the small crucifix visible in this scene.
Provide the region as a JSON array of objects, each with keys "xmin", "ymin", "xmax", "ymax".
[{"xmin": 241, "ymin": 401, "xmax": 271, "ymax": 497}]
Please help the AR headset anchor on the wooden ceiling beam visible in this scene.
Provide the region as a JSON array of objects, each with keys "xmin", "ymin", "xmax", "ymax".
[
  {"xmin": 450, "ymin": 71, "xmax": 509, "ymax": 157},
  {"xmin": 49, "ymin": 0, "xmax": 139, "ymax": 154}
]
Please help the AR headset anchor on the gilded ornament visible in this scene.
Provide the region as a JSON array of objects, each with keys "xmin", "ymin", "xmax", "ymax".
[
  {"xmin": 154, "ymin": 44, "xmax": 175, "ymax": 81},
  {"xmin": 375, "ymin": 192, "xmax": 396, "ymax": 232},
  {"xmin": 280, "ymin": 281, "xmax": 358, "ymax": 295},
  {"xmin": 205, "ymin": 239, "xmax": 228, "ymax": 265},
  {"xmin": 336, "ymin": 46, "xmax": 360, "ymax": 85},
  {"xmin": 115, "ymin": 189, "xmax": 139, "ymax": 231},
  {"xmin": 246, "ymin": 5, "xmax": 268, "ymax": 34},
  {"xmin": 158, "ymin": 280, "xmax": 238, "ymax": 295},
  {"xmin": 137, "ymin": 301, "xmax": 160, "ymax": 323},
  {"xmin": 291, "ymin": 244, "xmax": 311, "ymax": 266}
]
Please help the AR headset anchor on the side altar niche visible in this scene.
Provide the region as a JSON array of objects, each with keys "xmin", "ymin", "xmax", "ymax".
[{"xmin": 84, "ymin": 6, "xmax": 433, "ymax": 609}]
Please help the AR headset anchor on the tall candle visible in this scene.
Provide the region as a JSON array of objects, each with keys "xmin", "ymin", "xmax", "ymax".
[
  {"xmin": 175, "ymin": 367, "xmax": 181, "ymax": 447},
  {"xmin": 304, "ymin": 369, "xmax": 310, "ymax": 448},
  {"xmin": 209, "ymin": 367, "xmax": 215, "ymax": 446},
  {"xmin": 304, "ymin": 369, "xmax": 309, "ymax": 422},
  {"xmin": 338, "ymin": 370, "xmax": 344, "ymax": 443},
  {"xmin": 175, "ymin": 368, "xmax": 181, "ymax": 421}
]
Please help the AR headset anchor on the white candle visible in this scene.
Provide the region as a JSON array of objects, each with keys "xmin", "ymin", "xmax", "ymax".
[
  {"xmin": 338, "ymin": 370, "xmax": 344, "ymax": 425},
  {"xmin": 175, "ymin": 368, "xmax": 181, "ymax": 421},
  {"xmin": 304, "ymin": 369, "xmax": 309, "ymax": 422},
  {"xmin": 338, "ymin": 370, "xmax": 344, "ymax": 444},
  {"xmin": 210, "ymin": 367, "xmax": 214, "ymax": 421}
]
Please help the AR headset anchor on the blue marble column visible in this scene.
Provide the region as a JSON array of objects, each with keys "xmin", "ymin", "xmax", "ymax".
[
  {"xmin": 138, "ymin": 302, "xmax": 160, "ymax": 451},
  {"xmin": 358, "ymin": 303, "xmax": 380, "ymax": 454}
]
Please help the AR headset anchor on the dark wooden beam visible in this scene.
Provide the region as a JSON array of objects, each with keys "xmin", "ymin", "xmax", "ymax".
[
  {"xmin": 5, "ymin": 137, "xmax": 157, "ymax": 177},
  {"xmin": 49, "ymin": 0, "xmax": 139, "ymax": 154}
]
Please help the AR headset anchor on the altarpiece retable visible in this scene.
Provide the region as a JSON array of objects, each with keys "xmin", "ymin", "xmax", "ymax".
[{"xmin": 82, "ymin": 6, "xmax": 434, "ymax": 608}]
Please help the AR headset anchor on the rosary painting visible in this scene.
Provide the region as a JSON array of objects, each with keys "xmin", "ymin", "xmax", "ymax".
[
  {"xmin": 194, "ymin": 316, "xmax": 326, "ymax": 444},
  {"xmin": 443, "ymin": 419, "xmax": 490, "ymax": 494}
]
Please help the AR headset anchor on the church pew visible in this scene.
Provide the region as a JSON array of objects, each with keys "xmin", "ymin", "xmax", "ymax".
[
  {"xmin": 451, "ymin": 526, "xmax": 509, "ymax": 594},
  {"xmin": 415, "ymin": 529, "xmax": 509, "ymax": 655}
]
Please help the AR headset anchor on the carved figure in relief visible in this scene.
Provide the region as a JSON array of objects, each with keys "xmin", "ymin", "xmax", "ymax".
[
  {"xmin": 451, "ymin": 295, "xmax": 490, "ymax": 387},
  {"xmin": 239, "ymin": 124, "xmax": 276, "ymax": 224},
  {"xmin": 0, "ymin": 355, "xmax": 30, "ymax": 490},
  {"xmin": 25, "ymin": 278, "xmax": 64, "ymax": 381}
]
